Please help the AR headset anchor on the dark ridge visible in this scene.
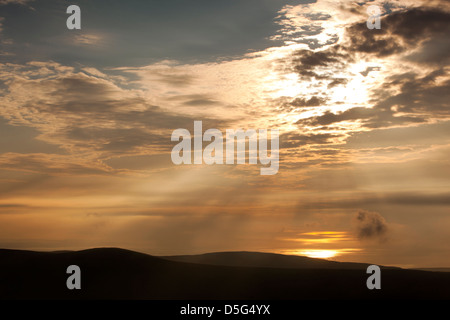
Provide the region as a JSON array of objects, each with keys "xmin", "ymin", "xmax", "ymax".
[
  {"xmin": 412, "ymin": 268, "xmax": 450, "ymax": 273},
  {"xmin": 159, "ymin": 251, "xmax": 400, "ymax": 270},
  {"xmin": 1, "ymin": 248, "xmax": 449, "ymax": 300}
]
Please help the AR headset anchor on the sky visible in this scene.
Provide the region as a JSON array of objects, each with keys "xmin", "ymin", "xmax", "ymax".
[{"xmin": 0, "ymin": 0, "xmax": 449, "ymax": 268}]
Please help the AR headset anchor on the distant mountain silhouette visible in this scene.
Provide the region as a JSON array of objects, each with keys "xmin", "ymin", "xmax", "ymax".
[
  {"xmin": 1, "ymin": 247, "xmax": 449, "ymax": 299},
  {"xmin": 160, "ymin": 251, "xmax": 399, "ymax": 270},
  {"xmin": 413, "ymin": 268, "xmax": 450, "ymax": 272}
]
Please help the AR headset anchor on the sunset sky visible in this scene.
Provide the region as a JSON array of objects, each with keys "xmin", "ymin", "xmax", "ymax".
[{"xmin": 0, "ymin": 0, "xmax": 449, "ymax": 268}]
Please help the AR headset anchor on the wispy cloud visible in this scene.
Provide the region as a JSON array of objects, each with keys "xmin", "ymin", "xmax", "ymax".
[{"xmin": 73, "ymin": 34, "xmax": 105, "ymax": 46}]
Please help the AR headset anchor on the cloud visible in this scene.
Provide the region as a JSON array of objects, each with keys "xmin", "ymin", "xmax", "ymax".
[
  {"xmin": 280, "ymin": 132, "xmax": 342, "ymax": 148},
  {"xmin": 73, "ymin": 34, "xmax": 105, "ymax": 47},
  {"xmin": 166, "ymin": 94, "xmax": 222, "ymax": 107},
  {"xmin": 0, "ymin": 62, "xmax": 233, "ymax": 174},
  {"xmin": 296, "ymin": 67, "xmax": 450, "ymax": 129},
  {"xmin": 354, "ymin": 210, "xmax": 388, "ymax": 241},
  {"xmin": 297, "ymin": 192, "xmax": 450, "ymax": 209},
  {"xmin": 283, "ymin": 5, "xmax": 450, "ymax": 134},
  {"xmin": 0, "ymin": 0, "xmax": 32, "ymax": 5},
  {"xmin": 296, "ymin": 106, "xmax": 427, "ymax": 129},
  {"xmin": 327, "ymin": 78, "xmax": 348, "ymax": 88},
  {"xmin": 290, "ymin": 96, "xmax": 326, "ymax": 107},
  {"xmin": 345, "ymin": 8, "xmax": 450, "ymax": 60},
  {"xmin": 360, "ymin": 67, "xmax": 380, "ymax": 77},
  {"xmin": 0, "ymin": 152, "xmax": 112, "ymax": 175},
  {"xmin": 291, "ymin": 46, "xmax": 352, "ymax": 80}
]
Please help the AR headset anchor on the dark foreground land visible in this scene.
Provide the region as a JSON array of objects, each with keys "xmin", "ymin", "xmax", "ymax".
[{"xmin": 0, "ymin": 248, "xmax": 449, "ymax": 299}]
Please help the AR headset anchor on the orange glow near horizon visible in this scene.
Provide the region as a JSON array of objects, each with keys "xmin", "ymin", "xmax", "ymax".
[
  {"xmin": 280, "ymin": 231, "xmax": 354, "ymax": 245},
  {"xmin": 297, "ymin": 250, "xmax": 339, "ymax": 259},
  {"xmin": 280, "ymin": 231, "xmax": 362, "ymax": 260},
  {"xmin": 282, "ymin": 248, "xmax": 362, "ymax": 260}
]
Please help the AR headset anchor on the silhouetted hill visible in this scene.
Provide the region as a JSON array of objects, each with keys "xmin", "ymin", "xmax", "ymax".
[
  {"xmin": 412, "ymin": 268, "xmax": 450, "ymax": 272},
  {"xmin": 160, "ymin": 251, "xmax": 399, "ymax": 270},
  {"xmin": 1, "ymin": 247, "xmax": 449, "ymax": 299}
]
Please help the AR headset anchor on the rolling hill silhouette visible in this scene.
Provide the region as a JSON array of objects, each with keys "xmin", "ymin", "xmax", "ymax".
[
  {"xmin": 160, "ymin": 251, "xmax": 399, "ymax": 270},
  {"xmin": 0, "ymin": 247, "xmax": 449, "ymax": 299}
]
